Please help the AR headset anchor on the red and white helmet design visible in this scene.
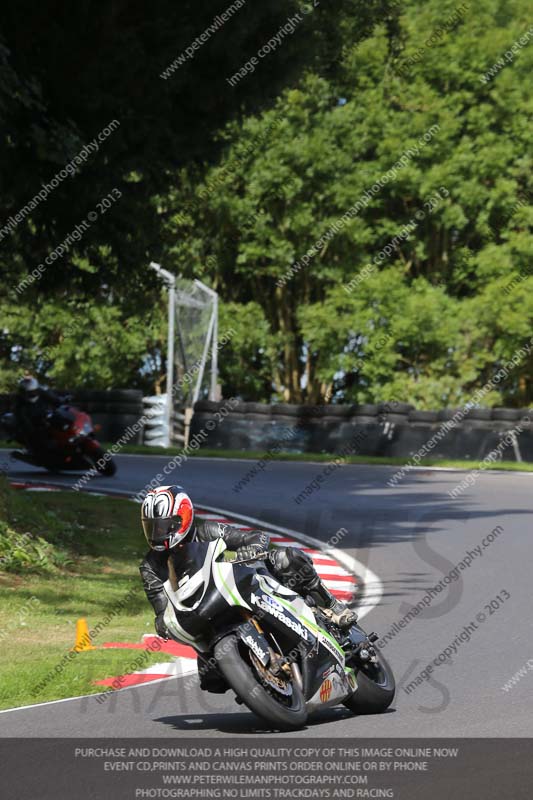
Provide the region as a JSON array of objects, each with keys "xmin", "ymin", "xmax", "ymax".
[{"xmin": 141, "ymin": 485, "xmax": 194, "ymax": 550}]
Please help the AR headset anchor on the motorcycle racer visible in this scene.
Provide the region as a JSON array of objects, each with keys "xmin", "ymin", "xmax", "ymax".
[
  {"xmin": 13, "ymin": 376, "xmax": 66, "ymax": 452},
  {"xmin": 139, "ymin": 484, "xmax": 357, "ymax": 692}
]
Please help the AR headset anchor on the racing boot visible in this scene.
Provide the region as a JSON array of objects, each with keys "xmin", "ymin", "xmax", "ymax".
[
  {"xmin": 268, "ymin": 548, "xmax": 357, "ymax": 629},
  {"xmin": 307, "ymin": 579, "xmax": 357, "ymax": 629}
]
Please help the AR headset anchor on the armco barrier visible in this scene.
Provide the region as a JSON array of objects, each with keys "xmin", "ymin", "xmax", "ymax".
[{"xmin": 190, "ymin": 401, "xmax": 533, "ymax": 463}]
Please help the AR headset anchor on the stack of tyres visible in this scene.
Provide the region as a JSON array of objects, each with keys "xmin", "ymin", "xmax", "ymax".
[
  {"xmin": 142, "ymin": 395, "xmax": 168, "ymax": 447},
  {"xmin": 491, "ymin": 407, "xmax": 524, "ymax": 429},
  {"xmin": 378, "ymin": 401, "xmax": 414, "ymax": 424},
  {"xmin": 462, "ymin": 408, "xmax": 494, "ymax": 429},
  {"xmin": 305, "ymin": 405, "xmax": 355, "ymax": 454},
  {"xmin": 270, "ymin": 404, "xmax": 309, "ymax": 453},
  {"xmin": 73, "ymin": 389, "xmax": 144, "ymax": 444},
  {"xmin": 188, "ymin": 400, "xmax": 533, "ymax": 463},
  {"xmin": 352, "ymin": 403, "xmax": 380, "ymax": 426},
  {"xmin": 408, "ymin": 410, "xmax": 440, "ymax": 426},
  {"xmin": 192, "ymin": 401, "xmax": 274, "ymax": 451}
]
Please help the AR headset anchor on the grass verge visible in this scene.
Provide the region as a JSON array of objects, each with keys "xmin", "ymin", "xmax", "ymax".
[
  {"xmin": 2, "ymin": 439, "xmax": 533, "ymax": 471},
  {"xmin": 105, "ymin": 444, "xmax": 533, "ymax": 472},
  {"xmin": 0, "ymin": 478, "xmax": 174, "ymax": 710}
]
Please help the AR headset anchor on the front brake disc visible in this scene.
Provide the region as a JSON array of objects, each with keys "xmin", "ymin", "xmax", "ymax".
[{"xmin": 250, "ymin": 652, "xmax": 293, "ymax": 697}]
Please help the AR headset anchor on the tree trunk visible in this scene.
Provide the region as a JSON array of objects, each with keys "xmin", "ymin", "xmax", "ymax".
[{"xmin": 274, "ymin": 284, "xmax": 302, "ymax": 403}]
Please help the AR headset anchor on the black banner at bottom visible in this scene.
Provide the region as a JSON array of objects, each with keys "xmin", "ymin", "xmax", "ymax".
[{"xmin": 0, "ymin": 738, "xmax": 531, "ymax": 800}]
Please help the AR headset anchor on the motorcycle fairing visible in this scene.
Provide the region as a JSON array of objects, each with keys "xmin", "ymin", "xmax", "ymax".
[{"xmin": 306, "ymin": 668, "xmax": 354, "ymax": 713}]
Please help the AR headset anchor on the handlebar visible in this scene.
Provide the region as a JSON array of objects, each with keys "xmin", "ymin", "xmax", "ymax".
[{"xmin": 225, "ymin": 551, "xmax": 269, "ymax": 565}]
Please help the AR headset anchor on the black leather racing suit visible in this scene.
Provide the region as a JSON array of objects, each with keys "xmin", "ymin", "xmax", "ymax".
[
  {"xmin": 139, "ymin": 518, "xmax": 329, "ymax": 692},
  {"xmin": 14, "ymin": 388, "xmax": 65, "ymax": 451}
]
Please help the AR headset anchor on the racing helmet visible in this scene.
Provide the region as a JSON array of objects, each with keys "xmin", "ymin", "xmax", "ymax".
[
  {"xmin": 18, "ymin": 376, "xmax": 40, "ymax": 403},
  {"xmin": 141, "ymin": 485, "xmax": 194, "ymax": 550}
]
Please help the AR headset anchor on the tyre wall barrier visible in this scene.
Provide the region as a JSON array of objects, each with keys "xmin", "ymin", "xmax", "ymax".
[
  {"xmin": 72, "ymin": 389, "xmax": 145, "ymax": 444},
  {"xmin": 0, "ymin": 390, "xmax": 145, "ymax": 445},
  {"xmin": 190, "ymin": 401, "xmax": 533, "ymax": 463},
  {"xmin": 2, "ymin": 391, "xmax": 532, "ymax": 461}
]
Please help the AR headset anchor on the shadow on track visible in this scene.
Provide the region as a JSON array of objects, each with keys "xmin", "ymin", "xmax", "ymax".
[{"xmin": 154, "ymin": 705, "xmax": 396, "ymax": 735}]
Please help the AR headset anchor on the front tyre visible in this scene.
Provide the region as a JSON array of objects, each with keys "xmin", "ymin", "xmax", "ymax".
[
  {"xmin": 98, "ymin": 455, "xmax": 117, "ymax": 477},
  {"xmin": 214, "ymin": 634, "xmax": 308, "ymax": 731},
  {"xmin": 84, "ymin": 446, "xmax": 117, "ymax": 476},
  {"xmin": 343, "ymin": 652, "xmax": 395, "ymax": 714}
]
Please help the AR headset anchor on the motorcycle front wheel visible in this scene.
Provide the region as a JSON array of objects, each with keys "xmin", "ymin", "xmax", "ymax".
[
  {"xmin": 84, "ymin": 445, "xmax": 117, "ymax": 476},
  {"xmin": 343, "ymin": 650, "xmax": 395, "ymax": 714},
  {"xmin": 214, "ymin": 634, "xmax": 308, "ymax": 731}
]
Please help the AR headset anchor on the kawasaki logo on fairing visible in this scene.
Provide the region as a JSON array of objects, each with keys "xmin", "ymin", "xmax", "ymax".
[{"xmin": 250, "ymin": 593, "xmax": 309, "ymax": 641}]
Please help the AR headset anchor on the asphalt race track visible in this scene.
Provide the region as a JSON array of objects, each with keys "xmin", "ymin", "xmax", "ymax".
[{"xmin": 1, "ymin": 451, "xmax": 532, "ymax": 738}]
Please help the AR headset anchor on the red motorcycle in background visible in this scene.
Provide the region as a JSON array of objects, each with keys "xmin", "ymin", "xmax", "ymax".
[{"xmin": 1, "ymin": 404, "xmax": 117, "ymax": 476}]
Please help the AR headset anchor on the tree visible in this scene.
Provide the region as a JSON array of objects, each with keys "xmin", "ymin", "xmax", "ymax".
[
  {"xmin": 298, "ymin": 267, "xmax": 481, "ymax": 409},
  {"xmin": 218, "ymin": 302, "xmax": 274, "ymax": 400},
  {"xmin": 160, "ymin": 0, "xmax": 533, "ymax": 406},
  {"xmin": 4, "ymin": 1, "xmax": 533, "ymax": 408},
  {"xmin": 0, "ymin": 297, "xmax": 165, "ymax": 393},
  {"xmin": 0, "ymin": 0, "xmax": 393, "ymax": 296}
]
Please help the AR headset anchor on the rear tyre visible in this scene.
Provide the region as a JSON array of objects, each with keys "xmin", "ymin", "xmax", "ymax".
[
  {"xmin": 214, "ymin": 635, "xmax": 308, "ymax": 731},
  {"xmin": 343, "ymin": 652, "xmax": 395, "ymax": 714}
]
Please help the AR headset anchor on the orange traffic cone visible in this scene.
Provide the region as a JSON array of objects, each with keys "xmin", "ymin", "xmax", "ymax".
[{"xmin": 71, "ymin": 618, "xmax": 96, "ymax": 652}]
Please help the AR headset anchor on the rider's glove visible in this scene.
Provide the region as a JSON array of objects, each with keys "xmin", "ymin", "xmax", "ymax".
[
  {"xmin": 236, "ymin": 545, "xmax": 265, "ymax": 562},
  {"xmin": 155, "ymin": 612, "xmax": 169, "ymax": 640}
]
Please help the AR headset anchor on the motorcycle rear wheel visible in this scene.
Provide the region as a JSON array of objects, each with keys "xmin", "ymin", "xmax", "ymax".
[{"xmin": 214, "ymin": 634, "xmax": 308, "ymax": 731}]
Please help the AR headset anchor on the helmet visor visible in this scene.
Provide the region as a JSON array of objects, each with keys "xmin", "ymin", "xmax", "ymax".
[{"xmin": 141, "ymin": 515, "xmax": 184, "ymax": 548}]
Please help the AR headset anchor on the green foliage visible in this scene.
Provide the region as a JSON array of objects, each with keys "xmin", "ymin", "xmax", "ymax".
[
  {"xmin": 0, "ymin": 295, "xmax": 166, "ymax": 393},
  {"xmin": 218, "ymin": 302, "xmax": 275, "ymax": 400},
  {"xmin": 0, "ymin": 522, "xmax": 70, "ymax": 573},
  {"xmin": 0, "ymin": 484, "xmax": 169, "ymax": 710},
  {"xmin": 0, "ymin": 1, "xmax": 395, "ymax": 397},
  {"xmin": 298, "ymin": 267, "xmax": 496, "ymax": 408},
  {"xmin": 160, "ymin": 0, "xmax": 533, "ymax": 406},
  {"xmin": 0, "ymin": 0, "xmax": 387, "ymax": 297},
  {"xmin": 0, "ymin": 475, "xmax": 147, "ymax": 575},
  {"xmin": 1, "ymin": 0, "xmax": 532, "ymax": 407},
  {"xmin": 0, "ymin": 477, "xmax": 72, "ymax": 573}
]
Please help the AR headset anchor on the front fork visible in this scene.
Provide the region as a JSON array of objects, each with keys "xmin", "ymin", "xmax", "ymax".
[
  {"xmin": 80, "ymin": 436, "xmax": 100, "ymax": 453},
  {"xmin": 341, "ymin": 625, "xmax": 380, "ymax": 668},
  {"xmin": 240, "ymin": 613, "xmax": 306, "ymax": 691}
]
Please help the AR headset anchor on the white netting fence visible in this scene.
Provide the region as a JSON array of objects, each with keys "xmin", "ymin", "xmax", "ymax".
[
  {"xmin": 143, "ymin": 268, "xmax": 218, "ymax": 447},
  {"xmin": 173, "ymin": 277, "xmax": 218, "ymax": 409}
]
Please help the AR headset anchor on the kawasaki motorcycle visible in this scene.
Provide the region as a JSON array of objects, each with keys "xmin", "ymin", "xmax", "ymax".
[{"xmin": 163, "ymin": 539, "xmax": 395, "ymax": 730}]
